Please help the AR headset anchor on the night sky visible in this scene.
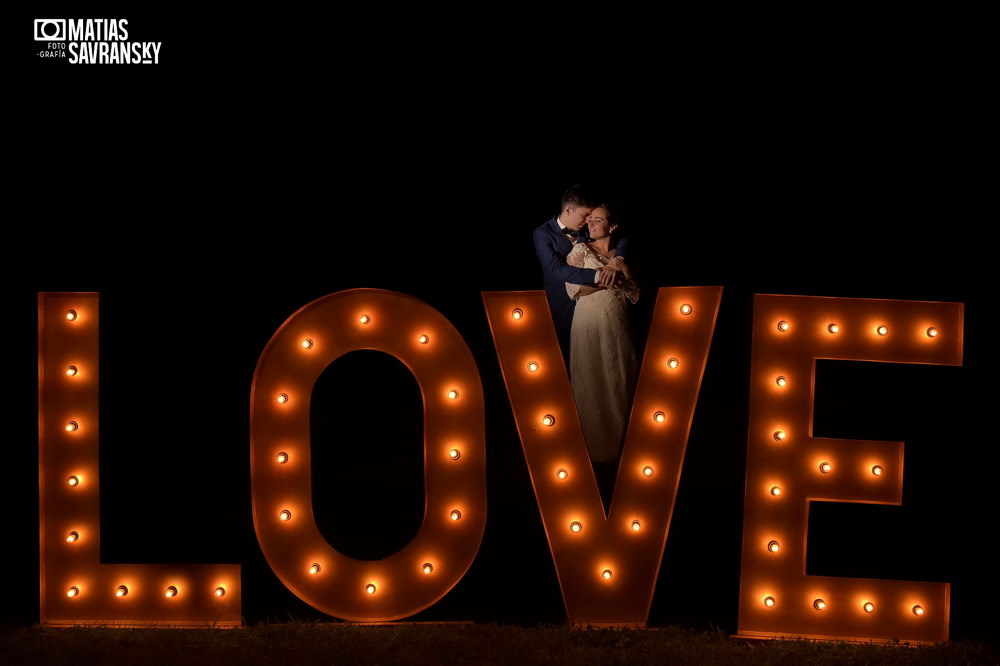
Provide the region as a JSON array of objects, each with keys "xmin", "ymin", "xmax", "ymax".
[{"xmin": 11, "ymin": 6, "xmax": 993, "ymax": 643}]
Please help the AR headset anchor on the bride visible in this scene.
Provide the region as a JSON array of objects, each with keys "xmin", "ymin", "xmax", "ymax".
[{"xmin": 565, "ymin": 203, "xmax": 639, "ymax": 466}]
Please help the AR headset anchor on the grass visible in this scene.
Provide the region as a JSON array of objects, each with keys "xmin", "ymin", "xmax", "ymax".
[{"xmin": 1, "ymin": 621, "xmax": 997, "ymax": 665}]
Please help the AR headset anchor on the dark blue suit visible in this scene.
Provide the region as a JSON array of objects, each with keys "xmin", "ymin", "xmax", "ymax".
[{"xmin": 532, "ymin": 217, "xmax": 628, "ymax": 360}]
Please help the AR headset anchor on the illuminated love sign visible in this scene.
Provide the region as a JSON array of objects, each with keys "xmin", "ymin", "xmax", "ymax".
[{"xmin": 37, "ymin": 289, "xmax": 963, "ymax": 644}]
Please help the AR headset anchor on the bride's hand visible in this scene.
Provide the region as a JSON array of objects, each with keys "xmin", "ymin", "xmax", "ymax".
[{"xmin": 612, "ymin": 257, "xmax": 632, "ymax": 280}]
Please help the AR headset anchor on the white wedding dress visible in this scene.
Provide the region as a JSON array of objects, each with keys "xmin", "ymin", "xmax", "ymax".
[{"xmin": 565, "ymin": 243, "xmax": 640, "ymax": 463}]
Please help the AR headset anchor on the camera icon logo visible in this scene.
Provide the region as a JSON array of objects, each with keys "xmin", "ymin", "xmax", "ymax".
[{"xmin": 34, "ymin": 19, "xmax": 66, "ymax": 41}]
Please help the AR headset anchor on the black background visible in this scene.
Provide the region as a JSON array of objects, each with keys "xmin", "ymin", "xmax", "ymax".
[{"xmin": 10, "ymin": 6, "xmax": 994, "ymax": 643}]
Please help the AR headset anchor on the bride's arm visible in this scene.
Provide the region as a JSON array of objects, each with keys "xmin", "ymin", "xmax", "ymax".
[
  {"xmin": 565, "ymin": 245, "xmax": 604, "ymax": 300},
  {"xmin": 613, "ymin": 257, "xmax": 640, "ymax": 304}
]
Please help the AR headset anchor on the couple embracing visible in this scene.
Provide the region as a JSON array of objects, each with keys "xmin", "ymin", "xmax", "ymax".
[{"xmin": 533, "ymin": 185, "xmax": 640, "ymax": 487}]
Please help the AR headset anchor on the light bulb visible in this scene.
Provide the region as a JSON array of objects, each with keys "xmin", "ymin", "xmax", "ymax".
[
  {"xmin": 773, "ymin": 430, "xmax": 786, "ymax": 442},
  {"xmin": 116, "ymin": 585, "xmax": 128, "ymax": 598},
  {"xmin": 422, "ymin": 562, "xmax": 434, "ymax": 575},
  {"xmin": 556, "ymin": 468, "xmax": 568, "ymax": 480},
  {"xmin": 871, "ymin": 465, "xmax": 883, "ymax": 476},
  {"xmin": 819, "ymin": 461, "xmax": 832, "ymax": 474},
  {"xmin": 877, "ymin": 325, "xmax": 888, "ymax": 336},
  {"xmin": 601, "ymin": 569, "xmax": 613, "ymax": 580},
  {"xmin": 67, "ymin": 475, "xmax": 80, "ymax": 487},
  {"xmin": 301, "ymin": 338, "xmax": 314, "ymax": 349},
  {"xmin": 630, "ymin": 520, "xmax": 641, "ymax": 532},
  {"xmin": 667, "ymin": 357, "xmax": 679, "ymax": 369},
  {"xmin": 814, "ymin": 599, "xmax": 826, "ymax": 610},
  {"xmin": 680, "ymin": 304, "xmax": 693, "ymax": 315},
  {"xmin": 527, "ymin": 361, "xmax": 539, "ymax": 372},
  {"xmin": 66, "ymin": 531, "xmax": 79, "ymax": 543},
  {"xmin": 775, "ymin": 376, "xmax": 787, "ymax": 387},
  {"xmin": 279, "ymin": 509, "xmax": 292, "ymax": 521},
  {"xmin": 65, "ymin": 421, "xmax": 79, "ymax": 432},
  {"xmin": 763, "ymin": 596, "xmax": 776, "ymax": 608},
  {"xmin": 448, "ymin": 448, "xmax": 461, "ymax": 460},
  {"xmin": 67, "ymin": 586, "xmax": 80, "ymax": 598},
  {"xmin": 309, "ymin": 563, "xmax": 321, "ymax": 575},
  {"xmin": 653, "ymin": 411, "xmax": 666, "ymax": 423},
  {"xmin": 913, "ymin": 604, "xmax": 925, "ymax": 616},
  {"xmin": 366, "ymin": 583, "xmax": 377, "ymax": 594},
  {"xmin": 276, "ymin": 452, "xmax": 289, "ymax": 464},
  {"xmin": 447, "ymin": 389, "xmax": 459, "ymax": 400},
  {"xmin": 66, "ymin": 310, "xmax": 79, "ymax": 321},
  {"xmin": 66, "ymin": 365, "xmax": 79, "ymax": 377},
  {"xmin": 926, "ymin": 327, "xmax": 938, "ymax": 338},
  {"xmin": 777, "ymin": 320, "xmax": 790, "ymax": 332},
  {"xmin": 642, "ymin": 465, "xmax": 654, "ymax": 478},
  {"xmin": 542, "ymin": 414, "xmax": 555, "ymax": 427},
  {"xmin": 827, "ymin": 323, "xmax": 839, "ymax": 334},
  {"xmin": 215, "ymin": 587, "xmax": 226, "ymax": 597},
  {"xmin": 450, "ymin": 509, "xmax": 462, "ymax": 521},
  {"xmin": 165, "ymin": 586, "xmax": 178, "ymax": 598},
  {"xmin": 863, "ymin": 601, "xmax": 875, "ymax": 613},
  {"xmin": 511, "ymin": 308, "xmax": 523, "ymax": 320},
  {"xmin": 769, "ymin": 486, "xmax": 782, "ymax": 497},
  {"xmin": 767, "ymin": 540, "xmax": 780, "ymax": 553},
  {"xmin": 359, "ymin": 314, "xmax": 370, "ymax": 325},
  {"xmin": 570, "ymin": 521, "xmax": 583, "ymax": 533},
  {"xmin": 276, "ymin": 393, "xmax": 289, "ymax": 404},
  {"xmin": 418, "ymin": 334, "xmax": 429, "ymax": 344}
]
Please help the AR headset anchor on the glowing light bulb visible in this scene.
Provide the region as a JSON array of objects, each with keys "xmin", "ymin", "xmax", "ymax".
[
  {"xmin": 511, "ymin": 308, "xmax": 523, "ymax": 320},
  {"xmin": 777, "ymin": 320, "xmax": 790, "ymax": 332},
  {"xmin": 276, "ymin": 452, "xmax": 289, "ymax": 464},
  {"xmin": 570, "ymin": 521, "xmax": 583, "ymax": 533},
  {"xmin": 215, "ymin": 587, "xmax": 226, "ymax": 597},
  {"xmin": 422, "ymin": 563, "xmax": 434, "ymax": 575},
  {"xmin": 767, "ymin": 540, "xmax": 780, "ymax": 553},
  {"xmin": 542, "ymin": 414, "xmax": 555, "ymax": 427},
  {"xmin": 67, "ymin": 586, "xmax": 79, "ymax": 598},
  {"xmin": 366, "ymin": 583, "xmax": 377, "ymax": 594},
  {"xmin": 527, "ymin": 361, "xmax": 539, "ymax": 372},
  {"xmin": 66, "ymin": 365, "xmax": 79, "ymax": 377},
  {"xmin": 775, "ymin": 376, "xmax": 787, "ymax": 387},
  {"xmin": 447, "ymin": 389, "xmax": 459, "ymax": 400},
  {"xmin": 359, "ymin": 314, "xmax": 370, "ymax": 325},
  {"xmin": 863, "ymin": 601, "xmax": 875, "ymax": 613},
  {"xmin": 769, "ymin": 485, "xmax": 782, "ymax": 497},
  {"xmin": 773, "ymin": 429, "xmax": 786, "ymax": 442},
  {"xmin": 913, "ymin": 604, "xmax": 925, "ymax": 616},
  {"xmin": 279, "ymin": 509, "xmax": 292, "ymax": 521},
  {"xmin": 418, "ymin": 334, "xmax": 429, "ymax": 344},
  {"xmin": 877, "ymin": 325, "xmax": 888, "ymax": 336},
  {"xmin": 65, "ymin": 421, "xmax": 79, "ymax": 432},
  {"xmin": 165, "ymin": 586, "xmax": 178, "ymax": 598},
  {"xmin": 67, "ymin": 475, "xmax": 80, "ymax": 487},
  {"xmin": 116, "ymin": 585, "xmax": 128, "ymax": 598},
  {"xmin": 763, "ymin": 596, "xmax": 776, "ymax": 608},
  {"xmin": 667, "ymin": 357, "xmax": 679, "ymax": 369},
  {"xmin": 814, "ymin": 599, "xmax": 826, "ymax": 610},
  {"xmin": 630, "ymin": 520, "xmax": 641, "ymax": 532},
  {"xmin": 448, "ymin": 448, "xmax": 461, "ymax": 460},
  {"xmin": 301, "ymin": 338, "xmax": 314, "ymax": 349},
  {"xmin": 66, "ymin": 531, "xmax": 79, "ymax": 543},
  {"xmin": 601, "ymin": 569, "xmax": 613, "ymax": 580},
  {"xmin": 642, "ymin": 465, "xmax": 654, "ymax": 478},
  {"xmin": 276, "ymin": 393, "xmax": 289, "ymax": 404},
  {"xmin": 450, "ymin": 509, "xmax": 462, "ymax": 521},
  {"xmin": 680, "ymin": 304, "xmax": 693, "ymax": 315},
  {"xmin": 309, "ymin": 563, "xmax": 321, "ymax": 575},
  {"xmin": 653, "ymin": 411, "xmax": 666, "ymax": 423},
  {"xmin": 827, "ymin": 323, "xmax": 839, "ymax": 334},
  {"xmin": 926, "ymin": 327, "xmax": 938, "ymax": 338},
  {"xmin": 65, "ymin": 310, "xmax": 78, "ymax": 322},
  {"xmin": 556, "ymin": 468, "xmax": 568, "ymax": 480},
  {"xmin": 871, "ymin": 465, "xmax": 883, "ymax": 476},
  {"xmin": 819, "ymin": 461, "xmax": 832, "ymax": 474}
]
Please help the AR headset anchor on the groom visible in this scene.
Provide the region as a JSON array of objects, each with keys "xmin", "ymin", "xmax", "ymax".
[{"xmin": 533, "ymin": 184, "xmax": 623, "ymax": 363}]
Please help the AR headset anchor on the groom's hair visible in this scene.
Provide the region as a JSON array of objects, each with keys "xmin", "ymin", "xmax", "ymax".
[{"xmin": 561, "ymin": 184, "xmax": 597, "ymax": 210}]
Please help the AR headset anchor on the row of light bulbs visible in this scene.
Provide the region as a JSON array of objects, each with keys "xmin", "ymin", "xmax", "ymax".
[
  {"xmin": 65, "ymin": 585, "xmax": 228, "ymax": 599},
  {"xmin": 759, "ymin": 595, "xmax": 926, "ymax": 616},
  {"xmin": 774, "ymin": 319, "xmax": 940, "ymax": 338}
]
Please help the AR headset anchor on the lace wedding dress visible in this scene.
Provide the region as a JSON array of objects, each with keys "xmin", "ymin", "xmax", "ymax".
[{"xmin": 565, "ymin": 243, "xmax": 640, "ymax": 463}]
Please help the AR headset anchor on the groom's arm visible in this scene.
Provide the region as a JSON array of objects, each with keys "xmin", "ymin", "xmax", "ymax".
[{"xmin": 532, "ymin": 227, "xmax": 599, "ymax": 286}]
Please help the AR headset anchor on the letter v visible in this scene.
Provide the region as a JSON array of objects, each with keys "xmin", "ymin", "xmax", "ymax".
[{"xmin": 482, "ymin": 287, "xmax": 722, "ymax": 626}]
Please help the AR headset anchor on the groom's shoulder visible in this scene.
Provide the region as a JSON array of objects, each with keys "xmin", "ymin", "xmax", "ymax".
[{"xmin": 533, "ymin": 217, "xmax": 556, "ymax": 236}]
